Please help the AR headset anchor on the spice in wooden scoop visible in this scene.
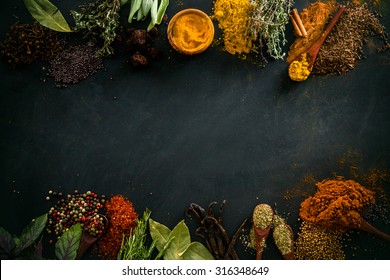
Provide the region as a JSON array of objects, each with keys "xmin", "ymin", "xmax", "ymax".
[
  {"xmin": 252, "ymin": 204, "xmax": 274, "ymax": 260},
  {"xmin": 288, "ymin": 5, "xmax": 346, "ymax": 81},
  {"xmin": 272, "ymin": 215, "xmax": 295, "ymax": 259}
]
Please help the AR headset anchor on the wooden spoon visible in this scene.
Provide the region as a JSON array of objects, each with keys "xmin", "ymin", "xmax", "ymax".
[
  {"xmin": 254, "ymin": 224, "xmax": 273, "ymax": 260},
  {"xmin": 281, "ymin": 224, "xmax": 295, "ymax": 260},
  {"xmin": 290, "ymin": 5, "xmax": 346, "ymax": 71},
  {"xmin": 252, "ymin": 204, "xmax": 274, "ymax": 260},
  {"xmin": 76, "ymin": 214, "xmax": 108, "ymax": 259},
  {"xmin": 358, "ymin": 219, "xmax": 390, "ymax": 242}
]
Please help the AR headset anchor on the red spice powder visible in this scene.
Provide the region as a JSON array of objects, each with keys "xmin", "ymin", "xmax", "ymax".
[{"xmin": 97, "ymin": 194, "xmax": 138, "ymax": 259}]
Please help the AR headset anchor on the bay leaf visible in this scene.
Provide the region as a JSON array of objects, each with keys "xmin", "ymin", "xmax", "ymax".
[
  {"xmin": 163, "ymin": 220, "xmax": 191, "ymax": 260},
  {"xmin": 181, "ymin": 242, "xmax": 214, "ymax": 260},
  {"xmin": 149, "ymin": 218, "xmax": 171, "ymax": 252},
  {"xmin": 23, "ymin": 0, "xmax": 72, "ymax": 32}
]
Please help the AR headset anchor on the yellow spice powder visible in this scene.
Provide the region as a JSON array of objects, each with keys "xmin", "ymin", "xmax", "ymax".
[
  {"xmin": 171, "ymin": 13, "xmax": 214, "ymax": 54},
  {"xmin": 212, "ymin": 0, "xmax": 254, "ymax": 56},
  {"xmin": 288, "ymin": 53, "xmax": 311, "ymax": 81}
]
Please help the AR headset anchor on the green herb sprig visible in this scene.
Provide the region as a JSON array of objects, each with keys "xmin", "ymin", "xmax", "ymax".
[
  {"xmin": 117, "ymin": 209, "xmax": 157, "ymax": 260},
  {"xmin": 249, "ymin": 0, "xmax": 294, "ymax": 60},
  {"xmin": 71, "ymin": 0, "xmax": 121, "ymax": 57}
]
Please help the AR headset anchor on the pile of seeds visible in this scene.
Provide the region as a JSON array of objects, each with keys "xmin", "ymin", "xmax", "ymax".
[
  {"xmin": 313, "ymin": 3, "xmax": 389, "ymax": 75},
  {"xmin": 46, "ymin": 190, "xmax": 106, "ymax": 237},
  {"xmin": 295, "ymin": 220, "xmax": 345, "ymax": 259},
  {"xmin": 0, "ymin": 22, "xmax": 63, "ymax": 67},
  {"xmin": 48, "ymin": 44, "xmax": 104, "ymax": 86}
]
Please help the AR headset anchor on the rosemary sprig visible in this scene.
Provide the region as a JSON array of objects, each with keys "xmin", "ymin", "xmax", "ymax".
[{"xmin": 117, "ymin": 209, "xmax": 156, "ymax": 260}]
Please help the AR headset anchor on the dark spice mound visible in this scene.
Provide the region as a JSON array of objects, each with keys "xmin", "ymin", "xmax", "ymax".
[
  {"xmin": 48, "ymin": 44, "xmax": 104, "ymax": 86},
  {"xmin": 0, "ymin": 22, "xmax": 63, "ymax": 67},
  {"xmin": 125, "ymin": 27, "xmax": 161, "ymax": 67},
  {"xmin": 313, "ymin": 3, "xmax": 389, "ymax": 75}
]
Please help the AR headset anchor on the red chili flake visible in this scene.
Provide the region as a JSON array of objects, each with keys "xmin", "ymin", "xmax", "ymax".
[{"xmin": 97, "ymin": 195, "xmax": 138, "ymax": 259}]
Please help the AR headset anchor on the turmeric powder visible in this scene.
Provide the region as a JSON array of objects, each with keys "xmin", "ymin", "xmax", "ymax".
[
  {"xmin": 288, "ymin": 53, "xmax": 311, "ymax": 81},
  {"xmin": 168, "ymin": 9, "xmax": 214, "ymax": 55},
  {"xmin": 212, "ymin": 0, "xmax": 254, "ymax": 56},
  {"xmin": 299, "ymin": 177, "xmax": 375, "ymax": 230}
]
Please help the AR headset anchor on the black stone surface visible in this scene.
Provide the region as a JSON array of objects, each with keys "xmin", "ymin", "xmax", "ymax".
[{"xmin": 0, "ymin": 0, "xmax": 389, "ymax": 259}]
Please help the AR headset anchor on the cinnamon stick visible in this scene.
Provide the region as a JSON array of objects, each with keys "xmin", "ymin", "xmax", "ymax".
[
  {"xmin": 290, "ymin": 15, "xmax": 303, "ymax": 37},
  {"xmin": 291, "ymin": 8, "xmax": 307, "ymax": 37}
]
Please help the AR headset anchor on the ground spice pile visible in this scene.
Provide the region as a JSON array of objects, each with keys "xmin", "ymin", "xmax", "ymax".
[
  {"xmin": 295, "ymin": 220, "xmax": 345, "ymax": 259},
  {"xmin": 0, "ymin": 22, "xmax": 63, "ymax": 67},
  {"xmin": 97, "ymin": 194, "xmax": 138, "ymax": 259},
  {"xmin": 313, "ymin": 2, "xmax": 389, "ymax": 75},
  {"xmin": 48, "ymin": 44, "xmax": 104, "ymax": 86},
  {"xmin": 212, "ymin": 0, "xmax": 254, "ymax": 58},
  {"xmin": 299, "ymin": 177, "xmax": 375, "ymax": 230}
]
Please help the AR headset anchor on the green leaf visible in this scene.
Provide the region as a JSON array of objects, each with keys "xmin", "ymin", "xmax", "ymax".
[
  {"xmin": 182, "ymin": 242, "xmax": 215, "ymax": 260},
  {"xmin": 147, "ymin": 0, "xmax": 158, "ymax": 31},
  {"xmin": 136, "ymin": 6, "xmax": 144, "ymax": 21},
  {"xmin": 141, "ymin": 0, "xmax": 153, "ymax": 17},
  {"xmin": 0, "ymin": 227, "xmax": 16, "ymax": 259},
  {"xmin": 128, "ymin": 0, "xmax": 142, "ymax": 23},
  {"xmin": 156, "ymin": 0, "xmax": 169, "ymax": 25},
  {"xmin": 149, "ymin": 218, "xmax": 172, "ymax": 252},
  {"xmin": 55, "ymin": 223, "xmax": 82, "ymax": 260},
  {"xmin": 120, "ymin": 0, "xmax": 129, "ymax": 6},
  {"xmin": 15, "ymin": 213, "xmax": 47, "ymax": 254},
  {"xmin": 164, "ymin": 220, "xmax": 191, "ymax": 260},
  {"xmin": 23, "ymin": 0, "xmax": 72, "ymax": 32}
]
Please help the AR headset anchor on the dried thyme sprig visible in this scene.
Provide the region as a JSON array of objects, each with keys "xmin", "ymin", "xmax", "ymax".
[
  {"xmin": 71, "ymin": 0, "xmax": 121, "ymax": 57},
  {"xmin": 248, "ymin": 0, "xmax": 294, "ymax": 60}
]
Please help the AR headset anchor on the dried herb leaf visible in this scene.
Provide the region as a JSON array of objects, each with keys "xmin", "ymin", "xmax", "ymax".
[
  {"xmin": 149, "ymin": 218, "xmax": 172, "ymax": 252},
  {"xmin": 181, "ymin": 242, "xmax": 214, "ymax": 260},
  {"xmin": 23, "ymin": 0, "xmax": 72, "ymax": 32}
]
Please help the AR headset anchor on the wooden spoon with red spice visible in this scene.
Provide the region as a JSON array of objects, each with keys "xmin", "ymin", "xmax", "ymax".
[{"xmin": 76, "ymin": 214, "xmax": 108, "ymax": 259}]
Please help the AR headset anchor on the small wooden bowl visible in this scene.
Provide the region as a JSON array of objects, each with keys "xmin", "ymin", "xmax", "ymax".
[{"xmin": 167, "ymin": 9, "xmax": 214, "ymax": 55}]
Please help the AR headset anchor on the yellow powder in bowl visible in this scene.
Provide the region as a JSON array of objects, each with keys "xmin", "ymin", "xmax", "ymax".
[{"xmin": 167, "ymin": 9, "xmax": 214, "ymax": 55}]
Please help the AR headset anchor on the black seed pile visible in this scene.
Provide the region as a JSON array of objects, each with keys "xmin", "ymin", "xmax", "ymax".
[
  {"xmin": 313, "ymin": 3, "xmax": 389, "ymax": 75},
  {"xmin": 48, "ymin": 44, "xmax": 104, "ymax": 86}
]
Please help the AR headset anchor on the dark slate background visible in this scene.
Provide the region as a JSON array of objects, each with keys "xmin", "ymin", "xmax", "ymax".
[{"xmin": 1, "ymin": 0, "xmax": 389, "ymax": 259}]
